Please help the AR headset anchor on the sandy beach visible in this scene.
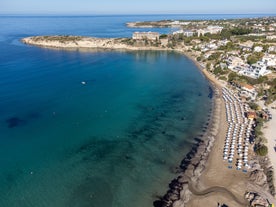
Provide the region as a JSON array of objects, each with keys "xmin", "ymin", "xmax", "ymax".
[
  {"xmin": 263, "ymin": 102, "xmax": 276, "ymax": 189},
  {"xmin": 186, "ymin": 86, "xmax": 249, "ymax": 207},
  {"xmin": 184, "ymin": 68, "xmax": 249, "ymax": 207}
]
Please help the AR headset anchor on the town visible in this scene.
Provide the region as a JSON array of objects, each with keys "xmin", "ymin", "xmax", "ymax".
[{"xmin": 129, "ymin": 17, "xmax": 276, "ymax": 106}]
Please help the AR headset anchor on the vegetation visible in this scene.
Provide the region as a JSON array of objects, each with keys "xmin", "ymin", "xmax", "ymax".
[
  {"xmin": 255, "ymin": 145, "xmax": 268, "ymax": 156},
  {"xmin": 248, "ymin": 102, "xmax": 259, "ymax": 110},
  {"xmin": 159, "ymin": 34, "xmax": 168, "ymax": 39},
  {"xmin": 254, "ymin": 117, "xmax": 266, "ymax": 146},
  {"xmin": 33, "ymin": 35, "xmax": 82, "ymax": 43},
  {"xmin": 207, "ymin": 52, "xmax": 222, "ymax": 61},
  {"xmin": 230, "ymin": 27, "xmax": 252, "ymax": 35},
  {"xmin": 247, "ymin": 52, "xmax": 264, "ymax": 65}
]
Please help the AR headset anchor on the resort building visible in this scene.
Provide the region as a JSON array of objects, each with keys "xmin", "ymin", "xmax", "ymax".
[
  {"xmin": 240, "ymin": 83, "xmax": 257, "ymax": 100},
  {"xmin": 226, "ymin": 55, "xmax": 272, "ymax": 79},
  {"xmin": 237, "ymin": 61, "xmax": 269, "ymax": 79},
  {"xmin": 173, "ymin": 29, "xmax": 194, "ymax": 37},
  {"xmin": 207, "ymin": 25, "xmax": 224, "ymax": 34},
  {"xmin": 226, "ymin": 56, "xmax": 245, "ymax": 70},
  {"xmin": 251, "ymin": 61, "xmax": 269, "ymax": 77},
  {"xmin": 231, "ymin": 81, "xmax": 257, "ymax": 100},
  {"xmin": 132, "ymin": 32, "xmax": 160, "ymax": 41},
  {"xmin": 197, "ymin": 25, "xmax": 223, "ymax": 37}
]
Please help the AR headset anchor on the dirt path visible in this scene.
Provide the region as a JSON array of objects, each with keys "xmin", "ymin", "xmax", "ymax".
[{"xmin": 188, "ymin": 182, "xmax": 249, "ymax": 206}]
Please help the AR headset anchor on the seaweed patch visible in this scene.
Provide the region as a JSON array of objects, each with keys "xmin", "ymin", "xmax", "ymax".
[{"xmin": 5, "ymin": 117, "xmax": 26, "ymax": 128}]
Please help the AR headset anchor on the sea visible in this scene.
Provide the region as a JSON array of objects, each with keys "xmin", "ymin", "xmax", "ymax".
[{"xmin": 0, "ymin": 14, "xmax": 273, "ymax": 207}]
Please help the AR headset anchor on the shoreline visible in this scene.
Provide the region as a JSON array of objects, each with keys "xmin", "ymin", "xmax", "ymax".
[
  {"xmin": 262, "ymin": 102, "xmax": 276, "ymax": 189},
  {"xmin": 22, "ymin": 35, "xmax": 275, "ymax": 206}
]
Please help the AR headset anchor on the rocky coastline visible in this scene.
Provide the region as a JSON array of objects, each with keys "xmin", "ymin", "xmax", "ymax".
[{"xmin": 153, "ymin": 83, "xmax": 221, "ymax": 207}]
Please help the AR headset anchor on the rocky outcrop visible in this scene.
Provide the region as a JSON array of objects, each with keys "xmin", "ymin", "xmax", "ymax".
[
  {"xmin": 249, "ymin": 170, "xmax": 269, "ymax": 190},
  {"xmin": 245, "ymin": 192, "xmax": 270, "ymax": 207}
]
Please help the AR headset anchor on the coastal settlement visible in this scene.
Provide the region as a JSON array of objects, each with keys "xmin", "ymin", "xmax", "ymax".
[{"xmin": 22, "ymin": 16, "xmax": 276, "ymax": 207}]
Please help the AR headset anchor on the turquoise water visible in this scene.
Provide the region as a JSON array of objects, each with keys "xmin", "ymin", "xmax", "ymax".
[{"xmin": 0, "ymin": 14, "xmax": 243, "ymax": 207}]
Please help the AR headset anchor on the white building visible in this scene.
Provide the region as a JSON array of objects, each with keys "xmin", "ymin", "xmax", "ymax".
[
  {"xmin": 268, "ymin": 46, "xmax": 276, "ymax": 53},
  {"xmin": 207, "ymin": 26, "xmax": 224, "ymax": 34},
  {"xmin": 226, "ymin": 56, "xmax": 245, "ymax": 70},
  {"xmin": 253, "ymin": 46, "xmax": 263, "ymax": 52},
  {"xmin": 173, "ymin": 30, "xmax": 194, "ymax": 37},
  {"xmin": 266, "ymin": 35, "xmax": 276, "ymax": 40},
  {"xmin": 197, "ymin": 25, "xmax": 223, "ymax": 36},
  {"xmin": 245, "ymin": 61, "xmax": 270, "ymax": 78},
  {"xmin": 240, "ymin": 83, "xmax": 257, "ymax": 100},
  {"xmin": 132, "ymin": 32, "xmax": 159, "ymax": 40},
  {"xmin": 262, "ymin": 54, "xmax": 276, "ymax": 67},
  {"xmin": 170, "ymin": 21, "xmax": 190, "ymax": 26},
  {"xmin": 228, "ymin": 59, "xmax": 272, "ymax": 79},
  {"xmin": 183, "ymin": 30, "xmax": 195, "ymax": 37}
]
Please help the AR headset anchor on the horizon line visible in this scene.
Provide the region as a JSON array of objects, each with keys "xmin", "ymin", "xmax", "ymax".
[{"xmin": 1, "ymin": 12, "xmax": 276, "ymax": 17}]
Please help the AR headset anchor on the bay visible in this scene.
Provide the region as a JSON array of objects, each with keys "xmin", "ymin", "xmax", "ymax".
[{"xmin": 0, "ymin": 14, "xmax": 254, "ymax": 206}]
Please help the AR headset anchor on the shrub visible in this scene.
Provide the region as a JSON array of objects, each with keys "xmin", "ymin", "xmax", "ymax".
[{"xmin": 256, "ymin": 145, "xmax": 268, "ymax": 156}]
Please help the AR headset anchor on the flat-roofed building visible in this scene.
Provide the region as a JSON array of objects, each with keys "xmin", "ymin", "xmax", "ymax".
[{"xmin": 132, "ymin": 32, "xmax": 159, "ymax": 40}]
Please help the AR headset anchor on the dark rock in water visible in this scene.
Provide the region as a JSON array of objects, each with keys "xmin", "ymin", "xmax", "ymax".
[
  {"xmin": 194, "ymin": 137, "xmax": 203, "ymax": 143},
  {"xmin": 5, "ymin": 117, "xmax": 25, "ymax": 128},
  {"xmin": 208, "ymin": 86, "xmax": 214, "ymax": 99},
  {"xmin": 153, "ymin": 200, "xmax": 167, "ymax": 207},
  {"xmin": 125, "ymin": 154, "xmax": 131, "ymax": 160}
]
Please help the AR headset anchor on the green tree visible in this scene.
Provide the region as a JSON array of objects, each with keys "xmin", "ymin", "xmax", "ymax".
[
  {"xmin": 220, "ymin": 29, "xmax": 232, "ymax": 39},
  {"xmin": 248, "ymin": 102, "xmax": 259, "ymax": 110},
  {"xmin": 228, "ymin": 72, "xmax": 239, "ymax": 82},
  {"xmin": 247, "ymin": 55, "xmax": 259, "ymax": 65},
  {"xmin": 206, "ymin": 62, "xmax": 211, "ymax": 70},
  {"xmin": 255, "ymin": 145, "xmax": 268, "ymax": 156},
  {"xmin": 159, "ymin": 34, "xmax": 168, "ymax": 39}
]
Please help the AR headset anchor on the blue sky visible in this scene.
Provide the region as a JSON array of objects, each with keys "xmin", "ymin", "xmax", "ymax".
[{"xmin": 1, "ymin": 0, "xmax": 276, "ymax": 15}]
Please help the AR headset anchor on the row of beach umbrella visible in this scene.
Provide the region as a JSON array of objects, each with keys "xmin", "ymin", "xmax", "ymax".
[{"xmin": 222, "ymin": 87, "xmax": 253, "ymax": 170}]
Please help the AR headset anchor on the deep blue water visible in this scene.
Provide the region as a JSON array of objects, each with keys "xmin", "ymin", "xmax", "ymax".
[{"xmin": 0, "ymin": 14, "xmax": 270, "ymax": 207}]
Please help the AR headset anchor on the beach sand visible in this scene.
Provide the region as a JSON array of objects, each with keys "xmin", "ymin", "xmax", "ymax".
[
  {"xmin": 263, "ymin": 101, "xmax": 276, "ymax": 189},
  {"xmin": 186, "ymin": 78, "xmax": 249, "ymax": 207},
  {"xmin": 187, "ymin": 117, "xmax": 249, "ymax": 207}
]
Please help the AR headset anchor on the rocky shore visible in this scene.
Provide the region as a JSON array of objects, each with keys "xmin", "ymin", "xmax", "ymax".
[{"xmin": 153, "ymin": 82, "xmax": 221, "ymax": 207}]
